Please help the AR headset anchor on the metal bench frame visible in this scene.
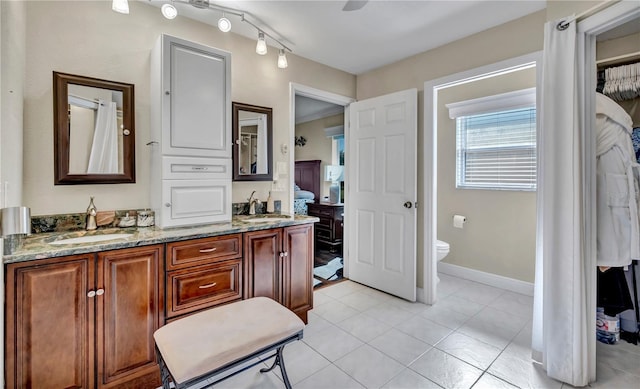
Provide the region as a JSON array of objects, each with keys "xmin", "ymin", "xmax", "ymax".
[{"xmin": 156, "ymin": 330, "xmax": 303, "ymax": 389}]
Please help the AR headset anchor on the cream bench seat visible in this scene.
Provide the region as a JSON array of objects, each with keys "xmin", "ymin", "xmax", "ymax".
[{"xmin": 154, "ymin": 297, "xmax": 305, "ymax": 389}]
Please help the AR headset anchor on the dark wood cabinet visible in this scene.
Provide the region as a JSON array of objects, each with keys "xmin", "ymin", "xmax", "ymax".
[
  {"xmin": 96, "ymin": 246, "xmax": 164, "ymax": 388},
  {"xmin": 166, "ymin": 234, "xmax": 243, "ymax": 318},
  {"xmin": 307, "ymin": 202, "xmax": 344, "ymax": 253},
  {"xmin": 5, "ymin": 246, "xmax": 164, "ymax": 389},
  {"xmin": 243, "ymin": 224, "xmax": 313, "ymax": 323}
]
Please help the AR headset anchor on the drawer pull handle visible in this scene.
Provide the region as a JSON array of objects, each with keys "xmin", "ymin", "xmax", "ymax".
[
  {"xmin": 199, "ymin": 247, "xmax": 218, "ymax": 253},
  {"xmin": 199, "ymin": 282, "xmax": 217, "ymax": 289},
  {"xmin": 192, "ymin": 167, "xmax": 209, "ymax": 171}
]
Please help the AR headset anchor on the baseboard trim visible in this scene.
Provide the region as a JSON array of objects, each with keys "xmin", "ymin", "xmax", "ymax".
[{"xmin": 437, "ymin": 262, "xmax": 534, "ymax": 296}]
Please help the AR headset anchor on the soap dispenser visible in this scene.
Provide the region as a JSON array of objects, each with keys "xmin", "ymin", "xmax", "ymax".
[{"xmin": 266, "ymin": 191, "xmax": 274, "ymax": 213}]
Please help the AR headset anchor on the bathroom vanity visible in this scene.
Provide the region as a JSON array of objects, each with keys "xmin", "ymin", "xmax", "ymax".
[{"xmin": 3, "ymin": 215, "xmax": 316, "ymax": 389}]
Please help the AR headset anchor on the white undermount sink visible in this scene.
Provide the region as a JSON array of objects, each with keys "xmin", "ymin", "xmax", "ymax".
[
  {"xmin": 244, "ymin": 217, "xmax": 289, "ymax": 223},
  {"xmin": 50, "ymin": 233, "xmax": 133, "ymax": 245}
]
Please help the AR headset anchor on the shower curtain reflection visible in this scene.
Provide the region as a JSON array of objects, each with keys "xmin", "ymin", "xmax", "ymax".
[{"xmin": 87, "ymin": 99, "xmax": 119, "ymax": 174}]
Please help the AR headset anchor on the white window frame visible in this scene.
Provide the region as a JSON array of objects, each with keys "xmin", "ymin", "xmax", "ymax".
[{"xmin": 447, "ymin": 88, "xmax": 537, "ymax": 191}]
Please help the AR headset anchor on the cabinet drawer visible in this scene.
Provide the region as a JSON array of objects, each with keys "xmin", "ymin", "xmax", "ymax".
[
  {"xmin": 167, "ymin": 234, "xmax": 241, "ymax": 270},
  {"xmin": 166, "ymin": 260, "xmax": 242, "ymax": 318},
  {"xmin": 314, "ymin": 216, "xmax": 333, "ymax": 228},
  {"xmin": 315, "ymin": 225, "xmax": 333, "ymax": 241},
  {"xmin": 162, "ymin": 156, "xmax": 231, "ymax": 180},
  {"xmin": 308, "ymin": 206, "xmax": 333, "ymax": 218}
]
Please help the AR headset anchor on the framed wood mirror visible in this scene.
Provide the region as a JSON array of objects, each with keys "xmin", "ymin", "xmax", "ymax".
[
  {"xmin": 232, "ymin": 102, "xmax": 273, "ymax": 181},
  {"xmin": 53, "ymin": 71, "xmax": 135, "ymax": 184}
]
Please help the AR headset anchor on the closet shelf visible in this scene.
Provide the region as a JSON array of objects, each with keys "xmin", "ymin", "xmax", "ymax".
[{"xmin": 596, "ymin": 51, "xmax": 640, "ymax": 68}]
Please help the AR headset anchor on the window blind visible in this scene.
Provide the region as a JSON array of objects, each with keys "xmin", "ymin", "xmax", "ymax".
[{"xmin": 456, "ymin": 107, "xmax": 536, "ymax": 190}]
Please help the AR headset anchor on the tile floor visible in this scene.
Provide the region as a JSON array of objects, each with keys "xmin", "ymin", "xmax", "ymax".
[{"xmin": 180, "ymin": 273, "xmax": 640, "ymax": 389}]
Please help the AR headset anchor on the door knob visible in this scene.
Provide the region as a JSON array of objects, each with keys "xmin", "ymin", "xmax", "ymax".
[{"xmin": 404, "ymin": 201, "xmax": 412, "ymax": 209}]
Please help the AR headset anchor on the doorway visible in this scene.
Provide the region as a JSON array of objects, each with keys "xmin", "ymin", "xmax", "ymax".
[
  {"xmin": 423, "ymin": 51, "xmax": 542, "ymax": 305},
  {"xmin": 289, "ymin": 83, "xmax": 353, "ymax": 288}
]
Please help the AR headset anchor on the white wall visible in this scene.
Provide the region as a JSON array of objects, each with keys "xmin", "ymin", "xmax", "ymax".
[
  {"xmin": 437, "ymin": 68, "xmax": 537, "ymax": 283},
  {"xmin": 21, "ymin": 1, "xmax": 356, "ymax": 215}
]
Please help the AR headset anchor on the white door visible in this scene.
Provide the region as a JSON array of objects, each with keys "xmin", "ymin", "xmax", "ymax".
[{"xmin": 347, "ymin": 89, "xmax": 417, "ymax": 301}]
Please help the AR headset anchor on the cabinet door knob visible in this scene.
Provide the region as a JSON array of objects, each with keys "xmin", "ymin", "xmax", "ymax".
[
  {"xmin": 403, "ymin": 201, "xmax": 413, "ymax": 209},
  {"xmin": 279, "ymin": 252, "xmax": 284, "ymax": 257},
  {"xmin": 165, "ymin": 203, "xmax": 171, "ymax": 207},
  {"xmin": 165, "ymin": 91, "xmax": 170, "ymax": 95},
  {"xmin": 284, "ymin": 252, "xmax": 288, "ymax": 257},
  {"xmin": 96, "ymin": 289, "xmax": 105, "ymax": 296},
  {"xmin": 87, "ymin": 290, "xmax": 96, "ymax": 298}
]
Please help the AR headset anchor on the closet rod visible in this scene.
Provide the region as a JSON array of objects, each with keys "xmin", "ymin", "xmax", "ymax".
[{"xmin": 596, "ymin": 51, "xmax": 640, "ymax": 66}]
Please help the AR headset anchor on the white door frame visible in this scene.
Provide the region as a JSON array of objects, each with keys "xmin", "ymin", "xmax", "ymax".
[
  {"xmin": 288, "ymin": 83, "xmax": 354, "ymax": 273},
  {"xmin": 577, "ymin": 1, "xmax": 640, "ymax": 381},
  {"xmin": 422, "ymin": 51, "xmax": 542, "ymax": 304}
]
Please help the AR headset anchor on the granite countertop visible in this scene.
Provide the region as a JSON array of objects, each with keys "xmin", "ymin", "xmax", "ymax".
[{"xmin": 4, "ymin": 214, "xmax": 319, "ymax": 264}]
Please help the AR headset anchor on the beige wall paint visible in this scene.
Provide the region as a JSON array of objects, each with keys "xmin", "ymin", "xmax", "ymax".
[
  {"xmin": 437, "ymin": 68, "xmax": 537, "ymax": 283},
  {"xmin": 1, "ymin": 0, "xmax": 26, "ymax": 208},
  {"xmin": 355, "ymin": 10, "xmax": 545, "ymax": 288},
  {"xmin": 597, "ymin": 32, "xmax": 640, "ymax": 61},
  {"xmin": 545, "ymin": 0, "xmax": 600, "ymax": 21},
  {"xmin": 22, "ymin": 1, "xmax": 355, "ymax": 215},
  {"xmin": 294, "ymin": 113, "xmax": 343, "ymax": 199}
]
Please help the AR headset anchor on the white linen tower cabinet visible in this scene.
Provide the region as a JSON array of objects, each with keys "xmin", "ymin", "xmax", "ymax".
[{"xmin": 150, "ymin": 34, "xmax": 232, "ymax": 227}]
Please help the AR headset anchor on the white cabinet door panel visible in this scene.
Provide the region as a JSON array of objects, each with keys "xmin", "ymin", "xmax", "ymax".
[
  {"xmin": 160, "ymin": 179, "xmax": 231, "ymax": 228},
  {"xmin": 162, "ymin": 36, "xmax": 231, "ymax": 158}
]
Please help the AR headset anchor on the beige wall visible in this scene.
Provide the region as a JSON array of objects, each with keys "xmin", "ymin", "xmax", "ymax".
[
  {"xmin": 355, "ymin": 10, "xmax": 545, "ymax": 288},
  {"xmin": 294, "ymin": 113, "xmax": 343, "ymax": 199},
  {"xmin": 437, "ymin": 68, "xmax": 537, "ymax": 283},
  {"xmin": 22, "ymin": 1, "xmax": 356, "ymax": 215}
]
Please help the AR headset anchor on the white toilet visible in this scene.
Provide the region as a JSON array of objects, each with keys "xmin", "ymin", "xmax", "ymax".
[
  {"xmin": 436, "ymin": 240, "xmax": 450, "ymax": 284},
  {"xmin": 436, "ymin": 239, "xmax": 450, "ymax": 262}
]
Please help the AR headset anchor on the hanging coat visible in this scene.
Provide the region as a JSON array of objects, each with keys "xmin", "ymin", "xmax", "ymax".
[{"xmin": 596, "ymin": 93, "xmax": 640, "ymax": 267}]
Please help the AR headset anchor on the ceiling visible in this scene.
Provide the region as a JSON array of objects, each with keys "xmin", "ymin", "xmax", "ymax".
[{"xmin": 146, "ymin": 0, "xmax": 547, "ymax": 75}]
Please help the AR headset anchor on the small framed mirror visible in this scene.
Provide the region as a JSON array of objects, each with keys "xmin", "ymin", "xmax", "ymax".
[
  {"xmin": 232, "ymin": 102, "xmax": 273, "ymax": 181},
  {"xmin": 53, "ymin": 71, "xmax": 135, "ymax": 185}
]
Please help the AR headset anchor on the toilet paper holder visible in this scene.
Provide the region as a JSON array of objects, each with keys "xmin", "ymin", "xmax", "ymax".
[{"xmin": 453, "ymin": 214, "xmax": 467, "ymax": 229}]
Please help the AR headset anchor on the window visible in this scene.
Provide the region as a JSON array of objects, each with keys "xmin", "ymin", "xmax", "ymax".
[{"xmin": 447, "ymin": 88, "xmax": 537, "ymax": 191}]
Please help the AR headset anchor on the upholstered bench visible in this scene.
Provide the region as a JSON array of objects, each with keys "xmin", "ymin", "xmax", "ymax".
[{"xmin": 154, "ymin": 297, "xmax": 305, "ymax": 389}]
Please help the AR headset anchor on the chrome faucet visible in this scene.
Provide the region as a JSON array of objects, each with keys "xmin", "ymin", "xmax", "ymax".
[
  {"xmin": 248, "ymin": 191, "xmax": 260, "ymax": 215},
  {"xmin": 86, "ymin": 197, "xmax": 97, "ymax": 231}
]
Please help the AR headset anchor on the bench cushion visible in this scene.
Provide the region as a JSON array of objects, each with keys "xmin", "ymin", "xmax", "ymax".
[{"xmin": 154, "ymin": 297, "xmax": 305, "ymax": 384}]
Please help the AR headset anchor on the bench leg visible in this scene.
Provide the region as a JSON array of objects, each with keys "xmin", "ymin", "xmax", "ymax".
[
  {"xmin": 156, "ymin": 347, "xmax": 173, "ymax": 389},
  {"xmin": 260, "ymin": 346, "xmax": 292, "ymax": 389}
]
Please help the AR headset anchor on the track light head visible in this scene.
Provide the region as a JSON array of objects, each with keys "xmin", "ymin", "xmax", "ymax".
[
  {"xmin": 161, "ymin": 3, "xmax": 178, "ymax": 19},
  {"xmin": 278, "ymin": 49, "xmax": 288, "ymax": 69},
  {"xmin": 112, "ymin": 0, "xmax": 129, "ymax": 14},
  {"xmin": 218, "ymin": 16, "xmax": 231, "ymax": 32},
  {"xmin": 256, "ymin": 32, "xmax": 267, "ymax": 55}
]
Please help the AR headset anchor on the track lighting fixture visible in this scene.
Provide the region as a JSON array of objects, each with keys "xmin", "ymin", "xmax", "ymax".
[
  {"xmin": 278, "ymin": 49, "xmax": 288, "ymax": 69},
  {"xmin": 256, "ymin": 32, "xmax": 267, "ymax": 55},
  {"xmin": 112, "ymin": 0, "xmax": 129, "ymax": 14},
  {"xmin": 117, "ymin": 1, "xmax": 292, "ymax": 68},
  {"xmin": 217, "ymin": 14, "xmax": 231, "ymax": 32},
  {"xmin": 161, "ymin": 3, "xmax": 178, "ymax": 19}
]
